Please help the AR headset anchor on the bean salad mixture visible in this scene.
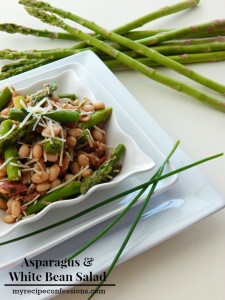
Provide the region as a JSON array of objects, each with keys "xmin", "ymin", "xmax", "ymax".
[{"xmin": 0, "ymin": 83, "xmax": 125, "ymax": 224}]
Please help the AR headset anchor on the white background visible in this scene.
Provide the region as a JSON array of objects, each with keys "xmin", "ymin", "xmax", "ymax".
[{"xmin": 1, "ymin": 0, "xmax": 225, "ymax": 299}]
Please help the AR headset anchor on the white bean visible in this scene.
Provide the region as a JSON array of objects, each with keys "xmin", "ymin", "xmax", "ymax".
[
  {"xmin": 66, "ymin": 136, "xmax": 77, "ymax": 147},
  {"xmin": 34, "ymin": 160, "xmax": 46, "ymax": 172},
  {"xmin": 71, "ymin": 162, "xmax": 80, "ymax": 175},
  {"xmin": 81, "ymin": 168, "xmax": 93, "ymax": 178},
  {"xmin": 18, "ymin": 144, "xmax": 30, "ymax": 158},
  {"xmin": 77, "ymin": 154, "xmax": 89, "ymax": 167},
  {"xmin": 49, "ymin": 164, "xmax": 60, "ymax": 182},
  {"xmin": 42, "ymin": 126, "xmax": 60, "ymax": 137},
  {"xmin": 7, "ymin": 198, "xmax": 14, "ymax": 209},
  {"xmin": 68, "ymin": 128, "xmax": 83, "ymax": 138},
  {"xmin": 92, "ymin": 128, "xmax": 103, "ymax": 141},
  {"xmin": 31, "ymin": 171, "xmax": 49, "ymax": 184},
  {"xmin": 32, "ymin": 143, "xmax": 43, "ymax": 159},
  {"xmin": 11, "ymin": 200, "xmax": 21, "ymax": 218},
  {"xmin": 36, "ymin": 182, "xmax": 51, "ymax": 192},
  {"xmin": 64, "ymin": 174, "xmax": 74, "ymax": 181},
  {"xmin": 93, "ymin": 101, "xmax": 105, "ymax": 110},
  {"xmin": 83, "ymin": 104, "xmax": 95, "ymax": 112},
  {"xmin": 3, "ymin": 215, "xmax": 16, "ymax": 224},
  {"xmin": 51, "ymin": 178, "xmax": 61, "ymax": 188}
]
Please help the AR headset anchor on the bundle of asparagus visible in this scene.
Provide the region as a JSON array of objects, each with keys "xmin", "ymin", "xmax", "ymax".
[{"xmin": 1, "ymin": 0, "xmax": 225, "ymax": 112}]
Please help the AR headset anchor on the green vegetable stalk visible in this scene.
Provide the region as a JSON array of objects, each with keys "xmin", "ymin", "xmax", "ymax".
[
  {"xmin": 1, "ymin": 58, "xmax": 42, "ymax": 72},
  {"xmin": 57, "ymin": 93, "xmax": 77, "ymax": 100},
  {"xmin": 43, "ymin": 139, "xmax": 62, "ymax": 155},
  {"xmin": 123, "ymin": 28, "xmax": 225, "ymax": 40},
  {"xmin": 105, "ymin": 51, "xmax": 225, "ymax": 70},
  {"xmin": 80, "ymin": 144, "xmax": 126, "ymax": 194},
  {"xmin": 78, "ymin": 108, "xmax": 112, "ymax": 129},
  {"xmin": 29, "ymin": 82, "xmax": 57, "ymax": 104},
  {"xmin": 8, "ymin": 108, "xmax": 80, "ymax": 123},
  {"xmin": 0, "ymin": 86, "xmax": 12, "ymax": 111},
  {"xmin": 25, "ymin": 181, "xmax": 81, "ymax": 215},
  {"xmin": 0, "ymin": 119, "xmax": 36, "ymax": 152},
  {"xmin": 0, "ymin": 120, "xmax": 20, "ymax": 181},
  {"xmin": 4, "ymin": 145, "xmax": 20, "ymax": 181},
  {"xmin": 44, "ymin": 110, "xmax": 80, "ymax": 123},
  {"xmin": 0, "ymin": 23, "xmax": 77, "ymax": 40},
  {"xmin": 8, "ymin": 108, "xmax": 27, "ymax": 122},
  {"xmin": 0, "ymin": 119, "xmax": 13, "ymax": 135}
]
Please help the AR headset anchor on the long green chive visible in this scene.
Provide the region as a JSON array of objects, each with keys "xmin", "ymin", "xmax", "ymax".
[{"xmin": 0, "ymin": 146, "xmax": 222, "ymax": 246}]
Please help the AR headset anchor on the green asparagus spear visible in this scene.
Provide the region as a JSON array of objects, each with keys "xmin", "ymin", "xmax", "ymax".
[
  {"xmin": 80, "ymin": 144, "xmax": 125, "ymax": 194},
  {"xmin": 4, "ymin": 145, "xmax": 20, "ymax": 181},
  {"xmin": 138, "ymin": 20, "xmax": 225, "ymax": 46},
  {"xmin": 0, "ymin": 23, "xmax": 77, "ymax": 40},
  {"xmin": 0, "ymin": 120, "xmax": 20, "ymax": 181},
  {"xmin": 0, "ymin": 119, "xmax": 13, "ymax": 135},
  {"xmin": 43, "ymin": 139, "xmax": 62, "ymax": 155},
  {"xmin": 0, "ymin": 119, "xmax": 36, "ymax": 152},
  {"xmin": 7, "ymin": 22, "xmax": 224, "ymax": 44},
  {"xmin": 113, "ymin": 0, "xmax": 199, "ymax": 34},
  {"xmin": 8, "ymin": 108, "xmax": 80, "ymax": 123},
  {"xmin": 29, "ymin": 82, "xmax": 57, "ymax": 105},
  {"xmin": 8, "ymin": 22, "xmax": 223, "ymax": 43},
  {"xmin": 57, "ymin": 93, "xmax": 77, "ymax": 100},
  {"xmin": 0, "ymin": 86, "xmax": 12, "ymax": 111},
  {"xmin": 8, "ymin": 108, "xmax": 27, "ymax": 122},
  {"xmin": 125, "ymin": 28, "xmax": 225, "ymax": 39},
  {"xmin": 0, "ymin": 59, "xmax": 54, "ymax": 80},
  {"xmin": 44, "ymin": 110, "xmax": 80, "ymax": 123},
  {"xmin": 0, "ymin": 23, "xmax": 166, "ymax": 41},
  {"xmin": 105, "ymin": 51, "xmax": 225, "ymax": 70},
  {"xmin": 25, "ymin": 180, "xmax": 81, "ymax": 215},
  {"xmin": 1, "ymin": 58, "xmax": 41, "ymax": 72},
  {"xmin": 0, "ymin": 48, "xmax": 89, "ymax": 60},
  {"xmin": 78, "ymin": 108, "xmax": 112, "ymax": 129}
]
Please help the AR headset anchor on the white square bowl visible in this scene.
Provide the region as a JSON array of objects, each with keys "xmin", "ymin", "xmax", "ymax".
[{"xmin": 0, "ymin": 65, "xmax": 156, "ymax": 236}]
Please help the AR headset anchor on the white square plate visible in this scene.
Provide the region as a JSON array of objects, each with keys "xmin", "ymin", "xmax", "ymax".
[{"xmin": 0, "ymin": 51, "xmax": 178, "ymax": 270}]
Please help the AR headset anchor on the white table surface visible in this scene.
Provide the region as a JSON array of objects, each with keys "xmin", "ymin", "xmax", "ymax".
[{"xmin": 1, "ymin": 0, "xmax": 225, "ymax": 299}]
